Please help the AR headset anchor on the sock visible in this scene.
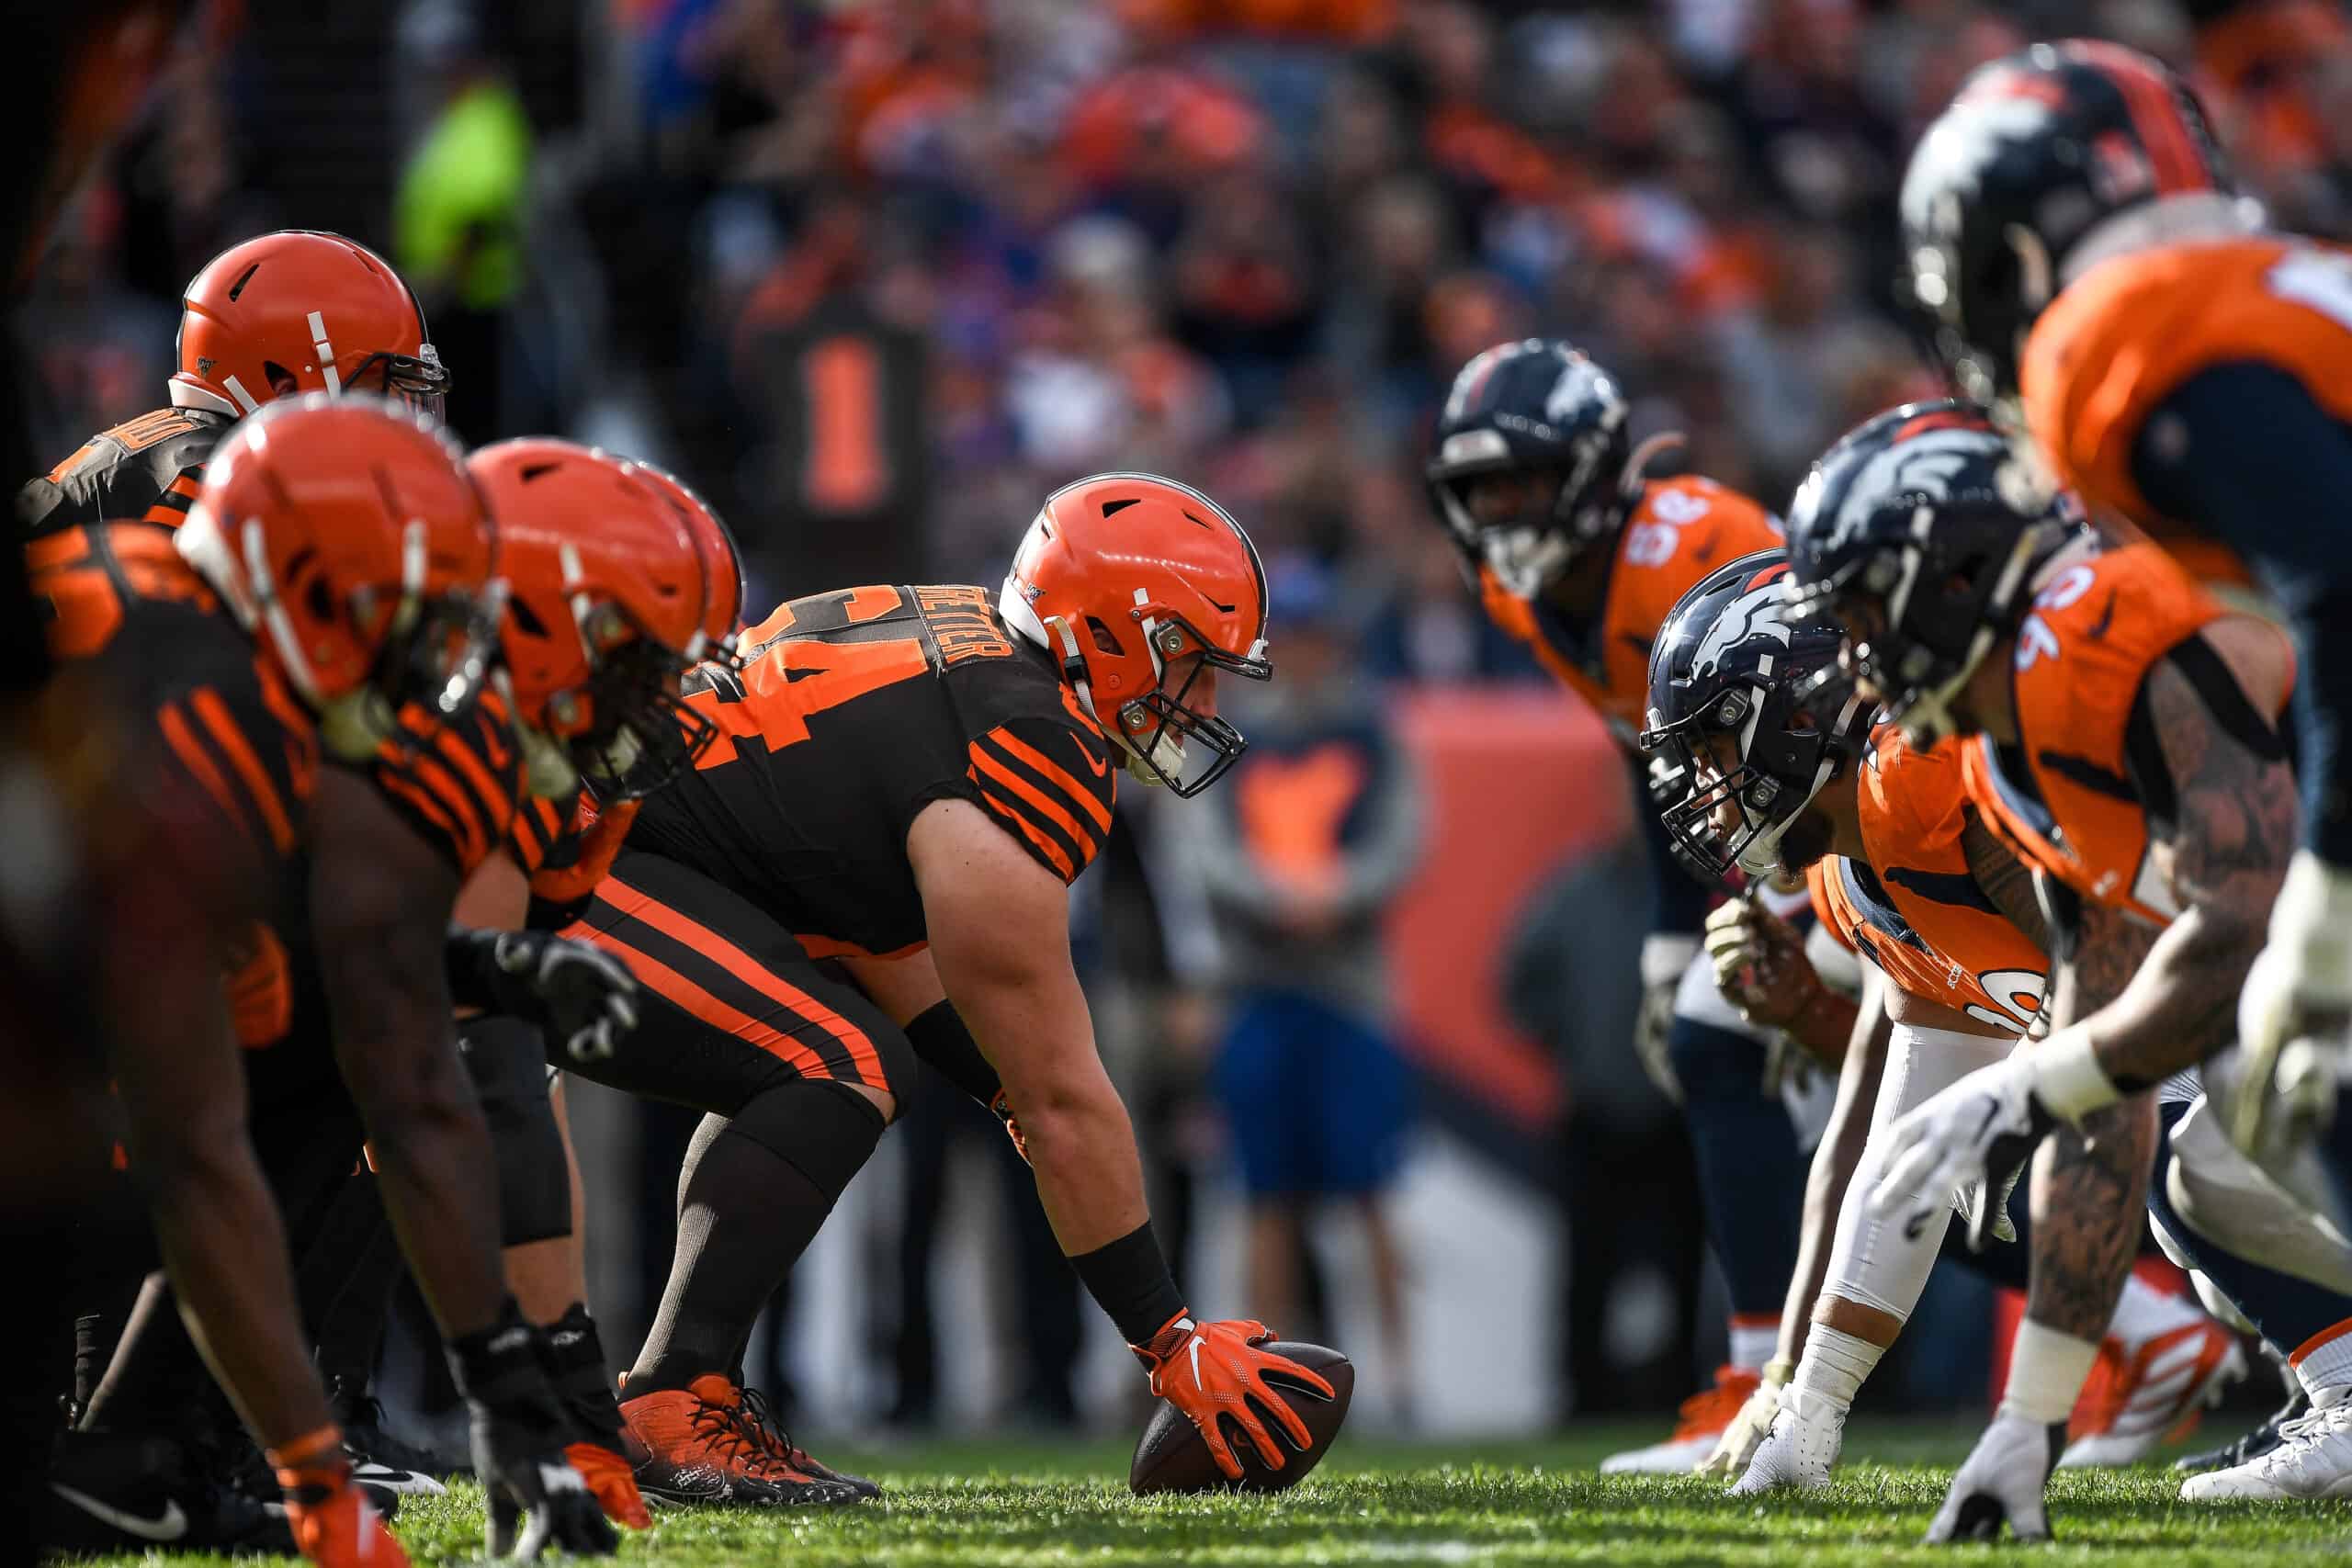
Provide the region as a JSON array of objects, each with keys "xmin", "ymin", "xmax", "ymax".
[
  {"xmin": 1998, "ymin": 1319, "xmax": 2102, "ymax": 1426},
  {"xmin": 627, "ymin": 1083, "xmax": 885, "ymax": 1395},
  {"xmin": 2290, "ymin": 1318, "xmax": 2352, "ymax": 1400},
  {"xmin": 1792, "ymin": 1324, "xmax": 1884, "ymax": 1416},
  {"xmin": 2104, "ymin": 1271, "xmax": 2203, "ymax": 1348},
  {"xmin": 1728, "ymin": 1317, "xmax": 1779, "ymax": 1376}
]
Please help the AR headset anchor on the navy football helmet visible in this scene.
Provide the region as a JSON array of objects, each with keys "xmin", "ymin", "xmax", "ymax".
[
  {"xmin": 1640, "ymin": 551, "xmax": 1873, "ymax": 882},
  {"xmin": 1900, "ymin": 39, "xmax": 2248, "ymax": 410},
  {"xmin": 1425, "ymin": 338, "xmax": 1638, "ymax": 596},
  {"xmin": 1782, "ymin": 400, "xmax": 2083, "ymax": 745}
]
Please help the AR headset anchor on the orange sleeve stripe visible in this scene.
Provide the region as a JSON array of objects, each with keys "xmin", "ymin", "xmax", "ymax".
[
  {"xmin": 189, "ymin": 688, "xmax": 297, "ymax": 854},
  {"xmin": 968, "ymin": 745, "xmax": 1092, "ymax": 856},
  {"xmin": 973, "ymin": 780, "xmax": 1078, "ymax": 880},
  {"xmin": 373, "ymin": 770, "xmax": 462, "ymax": 841},
  {"xmin": 597, "ymin": 872, "xmax": 888, "ymax": 1086},
  {"xmin": 397, "ymin": 750, "xmax": 492, "ymax": 867},
  {"xmin": 156, "ymin": 701, "xmax": 258, "ymax": 849},
  {"xmin": 987, "ymin": 727, "xmax": 1113, "ymax": 833},
  {"xmin": 430, "ymin": 722, "xmax": 511, "ymax": 826}
]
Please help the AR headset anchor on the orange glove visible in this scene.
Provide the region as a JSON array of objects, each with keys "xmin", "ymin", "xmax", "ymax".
[
  {"xmin": 272, "ymin": 1433, "xmax": 411, "ymax": 1568},
  {"xmin": 1128, "ymin": 1314, "xmax": 1335, "ymax": 1481},
  {"xmin": 989, "ymin": 1089, "xmax": 1031, "ymax": 1165},
  {"xmin": 564, "ymin": 1441, "xmax": 652, "ymax": 1529}
]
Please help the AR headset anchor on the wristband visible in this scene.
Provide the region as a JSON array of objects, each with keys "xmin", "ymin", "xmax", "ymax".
[
  {"xmin": 446, "ymin": 1296, "xmax": 537, "ymax": 1401},
  {"xmin": 1069, "ymin": 1221, "xmax": 1187, "ymax": 1345},
  {"xmin": 2029, "ymin": 1031, "xmax": 2121, "ymax": 1123},
  {"xmin": 445, "ymin": 925, "xmax": 512, "ymax": 1014},
  {"xmin": 1760, "ymin": 1358, "xmax": 1795, "ymax": 1389}
]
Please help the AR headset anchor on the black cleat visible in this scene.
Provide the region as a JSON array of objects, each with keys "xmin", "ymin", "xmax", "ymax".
[
  {"xmin": 329, "ymin": 1372, "xmax": 454, "ymax": 1495},
  {"xmin": 2176, "ymin": 1386, "xmax": 2308, "ymax": 1473},
  {"xmin": 46, "ymin": 1429, "xmax": 296, "ymax": 1555}
]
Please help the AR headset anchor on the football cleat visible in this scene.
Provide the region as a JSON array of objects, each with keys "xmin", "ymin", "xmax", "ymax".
[
  {"xmin": 45, "ymin": 1429, "xmax": 297, "ymax": 1555},
  {"xmin": 1926, "ymin": 1413, "xmax": 2065, "ymax": 1542},
  {"xmin": 2180, "ymin": 1389, "xmax": 2352, "ymax": 1501},
  {"xmin": 737, "ymin": 1384, "xmax": 880, "ymax": 1501},
  {"xmin": 2059, "ymin": 1322, "xmax": 2245, "ymax": 1468},
  {"xmin": 1730, "ymin": 1386, "xmax": 1844, "ymax": 1495},
  {"xmin": 2176, "ymin": 1385, "xmax": 2308, "ymax": 1473},
  {"xmin": 1600, "ymin": 1366, "xmax": 1760, "ymax": 1475},
  {"xmin": 620, "ymin": 1374, "xmax": 861, "ymax": 1507},
  {"xmin": 329, "ymin": 1375, "xmax": 451, "ymax": 1495}
]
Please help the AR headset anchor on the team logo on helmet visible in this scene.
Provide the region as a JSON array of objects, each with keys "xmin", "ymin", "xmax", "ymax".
[
  {"xmin": 1690, "ymin": 578, "xmax": 1794, "ymax": 683},
  {"xmin": 1825, "ymin": 427, "xmax": 1989, "ymax": 553}
]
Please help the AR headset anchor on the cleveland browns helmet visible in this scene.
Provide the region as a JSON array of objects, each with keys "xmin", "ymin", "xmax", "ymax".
[
  {"xmin": 630, "ymin": 458, "xmax": 747, "ymax": 665},
  {"xmin": 1782, "ymin": 400, "xmax": 2084, "ymax": 744},
  {"xmin": 999, "ymin": 472, "xmax": 1272, "ymax": 797},
  {"xmin": 176, "ymin": 393, "xmax": 500, "ymax": 761},
  {"xmin": 1640, "ymin": 552, "xmax": 1873, "ymax": 882},
  {"xmin": 1426, "ymin": 339, "xmax": 1641, "ymax": 597},
  {"xmin": 1900, "ymin": 39, "xmax": 2250, "ymax": 410},
  {"xmin": 170, "ymin": 230, "xmax": 449, "ymax": 419},
  {"xmin": 468, "ymin": 440, "xmax": 719, "ymax": 800}
]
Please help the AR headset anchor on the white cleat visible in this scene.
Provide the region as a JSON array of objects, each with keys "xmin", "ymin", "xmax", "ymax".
[
  {"xmin": 1926, "ymin": 1412, "xmax": 2066, "ymax": 1542},
  {"xmin": 1600, "ymin": 1366, "xmax": 1760, "ymax": 1475},
  {"xmin": 1730, "ymin": 1387, "xmax": 1844, "ymax": 1495},
  {"xmin": 2058, "ymin": 1322, "xmax": 2246, "ymax": 1469},
  {"xmin": 2180, "ymin": 1391, "xmax": 2352, "ymax": 1501}
]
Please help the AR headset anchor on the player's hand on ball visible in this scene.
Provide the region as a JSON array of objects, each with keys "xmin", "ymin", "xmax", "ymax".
[{"xmin": 1129, "ymin": 1314, "xmax": 1335, "ymax": 1481}]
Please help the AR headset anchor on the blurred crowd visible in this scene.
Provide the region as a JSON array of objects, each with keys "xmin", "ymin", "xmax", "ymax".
[{"xmin": 18, "ymin": 0, "xmax": 2352, "ymax": 1430}]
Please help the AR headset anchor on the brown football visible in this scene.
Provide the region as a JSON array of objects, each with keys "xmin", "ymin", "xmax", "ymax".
[{"xmin": 1128, "ymin": 1341, "xmax": 1354, "ymax": 1495}]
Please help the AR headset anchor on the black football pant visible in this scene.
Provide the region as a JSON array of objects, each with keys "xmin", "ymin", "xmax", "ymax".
[{"xmin": 558, "ymin": 851, "xmax": 913, "ymax": 1393}]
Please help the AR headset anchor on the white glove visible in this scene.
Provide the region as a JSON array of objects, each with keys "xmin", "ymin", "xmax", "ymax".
[
  {"xmin": 1636, "ymin": 933, "xmax": 1700, "ymax": 1105},
  {"xmin": 2233, "ymin": 850, "xmax": 2352, "ymax": 1156},
  {"xmin": 1925, "ymin": 1411, "xmax": 2062, "ymax": 1542},
  {"xmin": 1695, "ymin": 1359, "xmax": 1791, "ymax": 1481},
  {"xmin": 1870, "ymin": 1052, "xmax": 2048, "ymax": 1250}
]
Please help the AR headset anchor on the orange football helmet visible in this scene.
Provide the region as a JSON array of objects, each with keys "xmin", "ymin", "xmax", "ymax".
[
  {"xmin": 169, "ymin": 230, "xmax": 448, "ymax": 420},
  {"xmin": 630, "ymin": 459, "xmax": 746, "ymax": 664},
  {"xmin": 998, "ymin": 472, "xmax": 1272, "ymax": 796},
  {"xmin": 468, "ymin": 439, "xmax": 718, "ymax": 800},
  {"xmin": 176, "ymin": 393, "xmax": 500, "ymax": 761}
]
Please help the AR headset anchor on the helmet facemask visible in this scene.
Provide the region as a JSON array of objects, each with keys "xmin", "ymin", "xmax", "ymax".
[
  {"xmin": 1096, "ymin": 612, "xmax": 1272, "ymax": 798},
  {"xmin": 1429, "ymin": 443, "xmax": 1623, "ymax": 599},
  {"xmin": 347, "ymin": 342, "xmax": 451, "ymax": 422},
  {"xmin": 1642, "ymin": 676, "xmax": 1865, "ymax": 883}
]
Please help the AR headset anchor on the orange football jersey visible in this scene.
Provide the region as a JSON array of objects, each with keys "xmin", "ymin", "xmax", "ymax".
[
  {"xmin": 1479, "ymin": 474, "xmax": 1781, "ymax": 746},
  {"xmin": 1815, "ymin": 726, "xmax": 2047, "ymax": 1035},
  {"xmin": 1959, "ymin": 540, "xmax": 2232, "ymax": 924},
  {"xmin": 2021, "ymin": 236, "xmax": 2352, "ymax": 550}
]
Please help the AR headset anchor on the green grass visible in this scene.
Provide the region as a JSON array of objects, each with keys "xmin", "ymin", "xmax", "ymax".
[{"xmin": 81, "ymin": 1425, "xmax": 2352, "ymax": 1567}]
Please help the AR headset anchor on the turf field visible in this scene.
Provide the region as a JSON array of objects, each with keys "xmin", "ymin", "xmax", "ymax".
[{"xmin": 83, "ymin": 1423, "xmax": 2352, "ymax": 1567}]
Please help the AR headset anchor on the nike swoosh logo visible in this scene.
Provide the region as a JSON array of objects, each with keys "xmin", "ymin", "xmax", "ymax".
[
  {"xmin": 1189, "ymin": 1335, "xmax": 1205, "ymax": 1391},
  {"xmin": 1072, "ymin": 736, "xmax": 1108, "ymax": 778},
  {"xmin": 51, "ymin": 1483, "xmax": 189, "ymax": 1542},
  {"xmin": 1904, "ymin": 1209, "xmax": 1935, "ymax": 1241},
  {"xmin": 2085, "ymin": 591, "xmax": 2117, "ymax": 640}
]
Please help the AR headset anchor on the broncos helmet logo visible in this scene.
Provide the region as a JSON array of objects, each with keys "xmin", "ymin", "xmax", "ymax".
[
  {"xmin": 1900, "ymin": 88, "xmax": 2058, "ymax": 236},
  {"xmin": 1824, "ymin": 428, "xmax": 1997, "ymax": 554},
  {"xmin": 1690, "ymin": 577, "xmax": 1795, "ymax": 684}
]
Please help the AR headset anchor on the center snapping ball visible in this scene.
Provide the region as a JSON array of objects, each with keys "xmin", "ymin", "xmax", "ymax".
[{"xmin": 1128, "ymin": 1341, "xmax": 1354, "ymax": 1495}]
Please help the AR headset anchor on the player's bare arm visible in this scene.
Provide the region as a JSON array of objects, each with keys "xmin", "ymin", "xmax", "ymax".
[
  {"xmin": 1958, "ymin": 809, "xmax": 2049, "ymax": 955},
  {"xmin": 911, "ymin": 795, "xmax": 1146, "ymax": 1252},
  {"xmin": 309, "ymin": 762, "xmax": 510, "ymax": 1337}
]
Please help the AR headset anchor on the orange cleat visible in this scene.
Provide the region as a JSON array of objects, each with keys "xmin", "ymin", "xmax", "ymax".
[
  {"xmin": 2060, "ymin": 1320, "xmax": 2245, "ymax": 1468},
  {"xmin": 735, "ymin": 1386, "xmax": 879, "ymax": 1501},
  {"xmin": 1600, "ymin": 1366, "xmax": 1763, "ymax": 1474},
  {"xmin": 619, "ymin": 1374, "xmax": 860, "ymax": 1507}
]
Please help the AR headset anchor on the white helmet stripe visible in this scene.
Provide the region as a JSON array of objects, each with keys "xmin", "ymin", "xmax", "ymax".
[
  {"xmin": 308, "ymin": 310, "xmax": 340, "ymax": 395},
  {"xmin": 221, "ymin": 375, "xmax": 262, "ymax": 415}
]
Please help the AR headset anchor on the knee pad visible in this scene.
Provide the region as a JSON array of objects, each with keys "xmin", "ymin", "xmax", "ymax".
[
  {"xmin": 724, "ymin": 1077, "xmax": 887, "ymax": 1204},
  {"xmin": 460, "ymin": 1016, "xmax": 571, "ymax": 1247}
]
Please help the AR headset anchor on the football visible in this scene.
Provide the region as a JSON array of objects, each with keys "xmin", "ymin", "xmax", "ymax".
[{"xmin": 1128, "ymin": 1341, "xmax": 1354, "ymax": 1495}]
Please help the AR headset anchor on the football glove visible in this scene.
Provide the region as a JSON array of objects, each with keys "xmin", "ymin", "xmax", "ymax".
[
  {"xmin": 1870, "ymin": 1053, "xmax": 2053, "ymax": 1251},
  {"xmin": 1696, "ymin": 1358, "xmax": 1791, "ymax": 1481},
  {"xmin": 1703, "ymin": 897, "xmax": 1822, "ymax": 1032},
  {"xmin": 447, "ymin": 1303, "xmax": 618, "ymax": 1559},
  {"xmin": 447, "ymin": 926, "xmax": 640, "ymax": 1064},
  {"xmin": 273, "ymin": 1439, "xmax": 411, "ymax": 1568},
  {"xmin": 1636, "ymin": 932, "xmax": 1699, "ymax": 1105},
  {"xmin": 1924, "ymin": 1411, "xmax": 2064, "ymax": 1542},
  {"xmin": 1128, "ymin": 1314, "xmax": 1335, "ymax": 1481}
]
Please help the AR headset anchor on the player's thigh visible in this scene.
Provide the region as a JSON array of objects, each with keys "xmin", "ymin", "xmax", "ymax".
[
  {"xmin": 1867, "ymin": 1022, "xmax": 2013, "ymax": 1137},
  {"xmin": 560, "ymin": 850, "xmax": 913, "ymax": 1115}
]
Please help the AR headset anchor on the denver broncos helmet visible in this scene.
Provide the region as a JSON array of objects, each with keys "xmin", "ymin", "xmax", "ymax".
[
  {"xmin": 1426, "ymin": 339, "xmax": 1634, "ymax": 596},
  {"xmin": 1782, "ymin": 400, "xmax": 2082, "ymax": 744},
  {"xmin": 1641, "ymin": 552, "xmax": 1872, "ymax": 882},
  {"xmin": 1901, "ymin": 39, "xmax": 2250, "ymax": 409}
]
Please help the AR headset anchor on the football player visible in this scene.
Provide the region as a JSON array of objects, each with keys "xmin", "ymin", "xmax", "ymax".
[
  {"xmin": 1898, "ymin": 39, "xmax": 2352, "ymax": 1168},
  {"xmin": 17, "ymin": 228, "xmax": 447, "ymax": 542},
  {"xmin": 1426, "ymin": 338, "xmax": 1809, "ymax": 1469},
  {"xmin": 1640, "ymin": 541, "xmax": 2252, "ymax": 1492},
  {"xmin": 29, "ymin": 396, "xmax": 611, "ymax": 1562},
  {"xmin": 548, "ymin": 474, "xmax": 1334, "ymax": 1506},
  {"xmin": 1783, "ymin": 405, "xmax": 2352, "ymax": 1527}
]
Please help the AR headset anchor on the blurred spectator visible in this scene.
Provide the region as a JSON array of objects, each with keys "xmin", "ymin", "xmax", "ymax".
[{"xmin": 1184, "ymin": 556, "xmax": 1422, "ymax": 1413}]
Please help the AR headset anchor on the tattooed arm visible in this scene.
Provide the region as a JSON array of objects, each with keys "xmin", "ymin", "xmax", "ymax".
[
  {"xmin": 1959, "ymin": 807, "xmax": 2051, "ymax": 958},
  {"xmin": 2061, "ymin": 650, "xmax": 2296, "ymax": 1093}
]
